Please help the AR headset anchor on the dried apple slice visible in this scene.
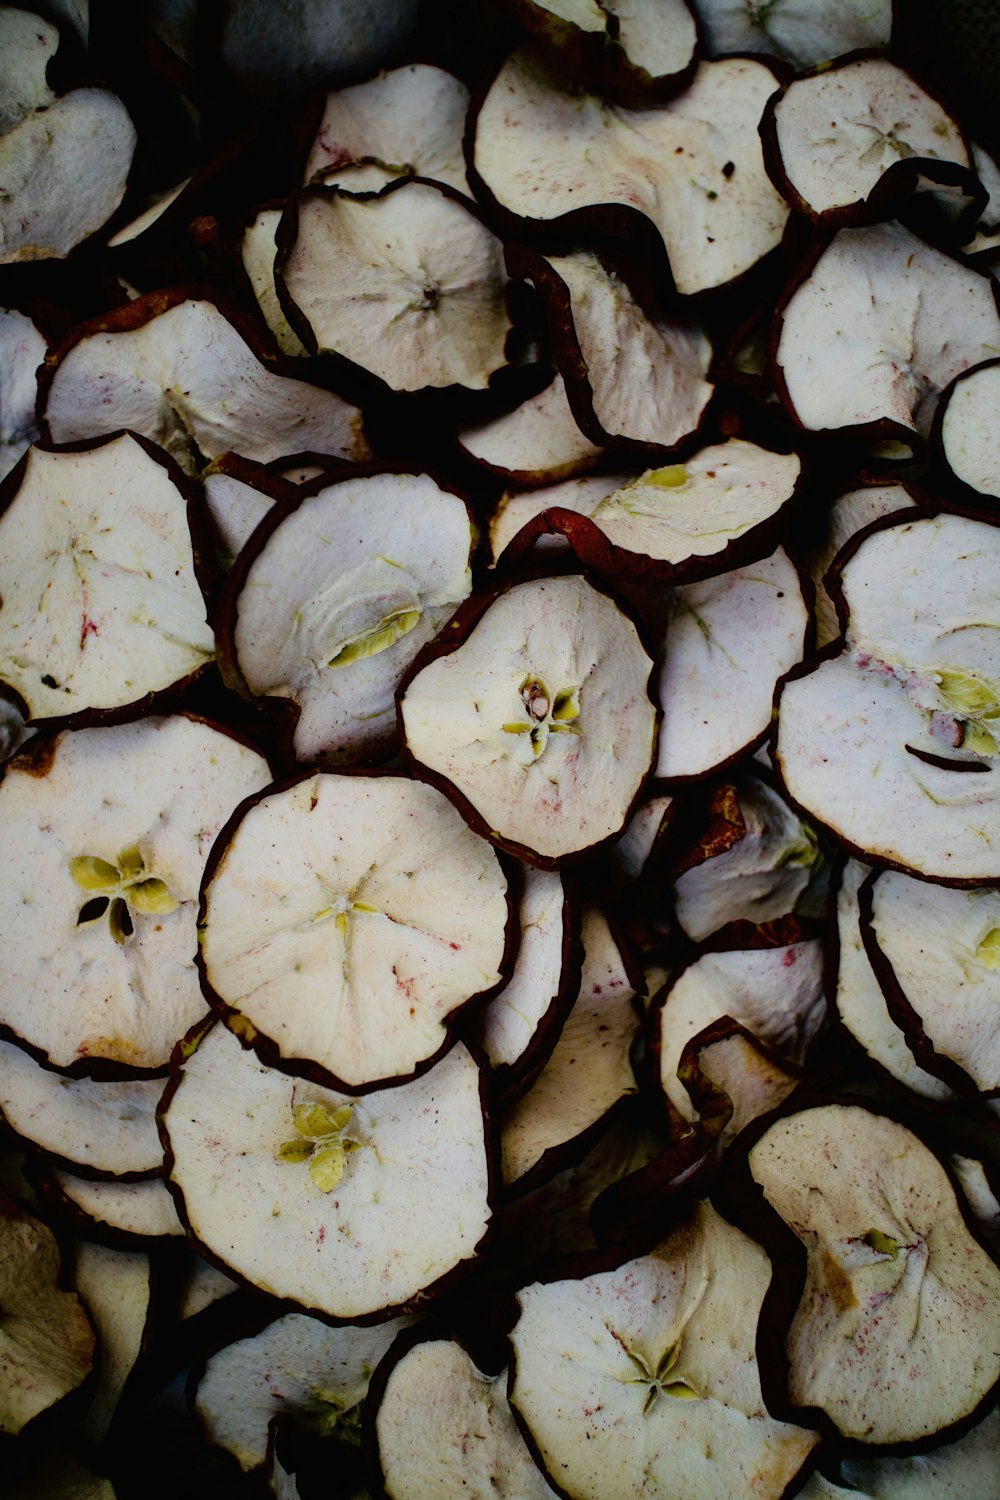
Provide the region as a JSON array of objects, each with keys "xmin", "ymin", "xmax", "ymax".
[
  {"xmin": 775, "ymin": 223, "xmax": 1000, "ymax": 442},
  {"xmin": 400, "ymin": 575, "xmax": 657, "ymax": 865},
  {"xmin": 161, "ymin": 1024, "xmax": 493, "ymax": 1322},
  {"xmin": 742, "ymin": 1100, "xmax": 1000, "ymax": 1446},
  {"xmin": 0, "ymin": 432, "xmax": 213, "ymax": 722},
  {"xmin": 0, "ymin": 1192, "xmax": 95, "ymax": 1434},
  {"xmin": 500, "ymin": 906, "xmax": 641, "ymax": 1191},
  {"xmin": 937, "ymin": 358, "xmax": 1000, "ymax": 500},
  {"xmin": 474, "ymin": 864, "xmax": 580, "ymax": 1103},
  {"xmin": 861, "ymin": 869, "xmax": 1000, "ymax": 1097},
  {"xmin": 472, "ymin": 48, "xmax": 788, "ymax": 296},
  {"xmin": 0, "ymin": 8, "xmax": 135, "ymax": 262},
  {"xmin": 763, "ymin": 57, "xmax": 974, "ymax": 227},
  {"xmin": 653, "ymin": 938, "xmax": 824, "ymax": 1124},
  {"xmin": 199, "ymin": 771, "xmax": 510, "ymax": 1091},
  {"xmin": 509, "ymin": 1200, "xmax": 818, "ymax": 1498},
  {"xmin": 500, "ymin": 0, "xmax": 698, "ymax": 99},
  {"xmin": 840, "ymin": 1406, "xmax": 1000, "ymax": 1497},
  {"xmin": 73, "ymin": 1240, "xmax": 150, "ymax": 1445},
  {"xmin": 490, "ymin": 471, "xmax": 627, "ymax": 563},
  {"xmin": 0, "ymin": 1041, "xmax": 163, "ymax": 1179},
  {"xmin": 200, "ymin": 452, "xmax": 297, "ymax": 567},
  {"xmin": 279, "ymin": 181, "xmax": 511, "ymax": 393},
  {"xmin": 776, "ymin": 509, "xmax": 1000, "ymax": 881},
  {"xmin": 0, "ymin": 307, "xmax": 44, "ymax": 480},
  {"xmin": 0, "ymin": 715, "xmax": 271, "ymax": 1074},
  {"xmin": 679, "ymin": 1017, "xmax": 800, "ymax": 1146},
  {"xmin": 655, "ymin": 548, "xmax": 809, "ymax": 780},
  {"xmin": 515, "ymin": 248, "xmax": 713, "ymax": 453},
  {"xmin": 458, "ymin": 373, "xmax": 603, "ymax": 486},
  {"xmin": 241, "ymin": 207, "xmax": 310, "ymax": 358},
  {"xmin": 223, "ymin": 470, "xmax": 473, "ymax": 765},
  {"xmin": 499, "ymin": 439, "xmax": 803, "ymax": 583},
  {"xmin": 671, "ymin": 775, "xmax": 823, "ymax": 941},
  {"xmin": 41, "ymin": 292, "xmax": 370, "ymax": 472},
  {"xmin": 194, "ymin": 1309, "xmax": 413, "ymax": 1470},
  {"xmin": 304, "ymin": 64, "xmax": 470, "ymax": 195},
  {"xmin": 801, "ymin": 482, "xmax": 919, "ymax": 648},
  {"xmin": 374, "ymin": 1334, "xmax": 558, "ymax": 1499},
  {"xmin": 45, "ymin": 1169, "xmax": 184, "ymax": 1240},
  {"xmin": 833, "ymin": 859, "xmax": 952, "ymax": 1102},
  {"xmin": 692, "ymin": 0, "xmax": 891, "ymax": 64}
]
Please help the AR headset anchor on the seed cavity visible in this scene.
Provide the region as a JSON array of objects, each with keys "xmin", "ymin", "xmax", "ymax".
[
  {"xmin": 504, "ymin": 674, "xmax": 582, "ymax": 757},
  {"xmin": 327, "ymin": 607, "xmax": 421, "ymax": 668},
  {"xmin": 277, "ymin": 1099, "xmax": 363, "ymax": 1193},
  {"xmin": 70, "ymin": 846, "xmax": 179, "ymax": 942}
]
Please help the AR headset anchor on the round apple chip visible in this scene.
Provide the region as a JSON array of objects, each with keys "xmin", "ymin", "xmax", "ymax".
[
  {"xmin": 161, "ymin": 1024, "xmax": 493, "ymax": 1322},
  {"xmin": 0, "ymin": 715, "xmax": 271, "ymax": 1073},
  {"xmin": 279, "ymin": 180, "xmax": 511, "ymax": 393},
  {"xmin": 0, "ymin": 432, "xmax": 214, "ymax": 722},
  {"xmin": 225, "ymin": 470, "xmax": 473, "ymax": 765},
  {"xmin": 743, "ymin": 1101, "xmax": 1000, "ymax": 1447},
  {"xmin": 199, "ymin": 772, "xmax": 511, "ymax": 1091},
  {"xmin": 508, "ymin": 1200, "xmax": 818, "ymax": 1498},
  {"xmin": 400, "ymin": 575, "xmax": 657, "ymax": 864}
]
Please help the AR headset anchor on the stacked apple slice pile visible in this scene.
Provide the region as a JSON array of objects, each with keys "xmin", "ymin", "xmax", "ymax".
[{"xmin": 2, "ymin": 1, "xmax": 1000, "ymax": 1497}]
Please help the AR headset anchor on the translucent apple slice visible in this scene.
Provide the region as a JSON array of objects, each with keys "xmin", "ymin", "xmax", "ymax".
[
  {"xmin": 0, "ymin": 306, "xmax": 44, "ymax": 480},
  {"xmin": 305, "ymin": 64, "xmax": 470, "ymax": 195},
  {"xmin": 225, "ymin": 470, "xmax": 473, "ymax": 765},
  {"xmin": 0, "ymin": 1041, "xmax": 163, "ymax": 1179},
  {"xmin": 775, "ymin": 223, "xmax": 1000, "ymax": 442},
  {"xmin": 938, "ymin": 359, "xmax": 1000, "ymax": 499},
  {"xmin": 279, "ymin": 181, "xmax": 511, "ymax": 393},
  {"xmin": 400, "ymin": 575, "xmax": 657, "ymax": 864},
  {"xmin": 161, "ymin": 1025, "xmax": 492, "ymax": 1321},
  {"xmin": 42, "ymin": 293, "xmax": 370, "ymax": 472},
  {"xmin": 458, "ymin": 373, "xmax": 603, "ymax": 486},
  {"xmin": 776, "ymin": 510, "xmax": 1000, "ymax": 880},
  {"xmin": 375, "ymin": 1336, "xmax": 558, "ymax": 1499},
  {"xmin": 744, "ymin": 1101, "xmax": 1000, "ymax": 1446},
  {"xmin": 0, "ymin": 9, "xmax": 135, "ymax": 263},
  {"xmin": 501, "ymin": 906, "xmax": 640, "ymax": 1190},
  {"xmin": 509, "ymin": 1200, "xmax": 818, "ymax": 1499},
  {"xmin": 194, "ymin": 1309, "xmax": 413, "ymax": 1470},
  {"xmin": 764, "ymin": 58, "xmax": 972, "ymax": 225},
  {"xmin": 692, "ymin": 0, "xmax": 891, "ymax": 65},
  {"xmin": 671, "ymin": 776, "xmax": 823, "ymax": 941},
  {"xmin": 0, "ymin": 1193, "xmax": 95, "ymax": 1435},
  {"xmin": 0, "ymin": 715, "xmax": 271, "ymax": 1073},
  {"xmin": 473, "ymin": 49, "xmax": 788, "ymax": 296},
  {"xmin": 0, "ymin": 433, "xmax": 214, "ymax": 722},
  {"xmin": 862, "ymin": 870, "xmax": 1000, "ymax": 1096},
  {"xmin": 655, "ymin": 547, "xmax": 808, "ymax": 780},
  {"xmin": 199, "ymin": 772, "xmax": 510, "ymax": 1091},
  {"xmin": 653, "ymin": 938, "xmax": 824, "ymax": 1123},
  {"xmin": 834, "ymin": 860, "xmax": 952, "ymax": 1102},
  {"xmin": 520, "ymin": 248, "xmax": 713, "ymax": 452}
]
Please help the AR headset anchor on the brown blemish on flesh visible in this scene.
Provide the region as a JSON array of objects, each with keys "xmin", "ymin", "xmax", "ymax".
[
  {"xmin": 14, "ymin": 735, "xmax": 58, "ymax": 778},
  {"xmin": 821, "ymin": 1250, "xmax": 857, "ymax": 1314}
]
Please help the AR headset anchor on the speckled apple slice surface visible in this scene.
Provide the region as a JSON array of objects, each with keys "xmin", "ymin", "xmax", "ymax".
[
  {"xmin": 0, "ymin": 716, "xmax": 271, "ymax": 1072},
  {"xmin": 162, "ymin": 1025, "xmax": 492, "ymax": 1320},
  {"xmin": 939, "ymin": 361, "xmax": 1000, "ymax": 499},
  {"xmin": 747, "ymin": 1102, "xmax": 1000, "ymax": 1445},
  {"xmin": 473, "ymin": 50, "xmax": 788, "ymax": 295},
  {"xmin": 0, "ymin": 433, "xmax": 213, "ymax": 720},
  {"xmin": 199, "ymin": 772, "xmax": 509, "ymax": 1089},
  {"xmin": 230, "ymin": 472, "xmax": 473, "ymax": 765},
  {"xmin": 401, "ymin": 575, "xmax": 656, "ymax": 863},
  {"xmin": 509, "ymin": 1200, "xmax": 818, "ymax": 1498}
]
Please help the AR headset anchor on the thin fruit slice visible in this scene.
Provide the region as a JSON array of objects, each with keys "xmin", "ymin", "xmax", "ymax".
[
  {"xmin": 458, "ymin": 373, "xmax": 603, "ymax": 486},
  {"xmin": 938, "ymin": 359, "xmax": 1000, "ymax": 499},
  {"xmin": 225, "ymin": 470, "xmax": 473, "ymax": 765},
  {"xmin": 472, "ymin": 49, "xmax": 788, "ymax": 296},
  {"xmin": 509, "ymin": 1200, "xmax": 818, "ymax": 1498},
  {"xmin": 0, "ymin": 433, "xmax": 213, "ymax": 721},
  {"xmin": 401, "ymin": 575, "xmax": 656, "ymax": 865},
  {"xmin": 199, "ymin": 772, "xmax": 510, "ymax": 1091},
  {"xmin": 0, "ymin": 716, "xmax": 271, "ymax": 1073},
  {"xmin": 692, "ymin": 0, "xmax": 891, "ymax": 65},
  {"xmin": 375, "ymin": 1336, "xmax": 558, "ymax": 1499},
  {"xmin": 744, "ymin": 1101, "xmax": 1000, "ymax": 1446},
  {"xmin": 0, "ymin": 306, "xmax": 44, "ymax": 480},
  {"xmin": 161, "ymin": 1025, "xmax": 493, "ymax": 1322}
]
